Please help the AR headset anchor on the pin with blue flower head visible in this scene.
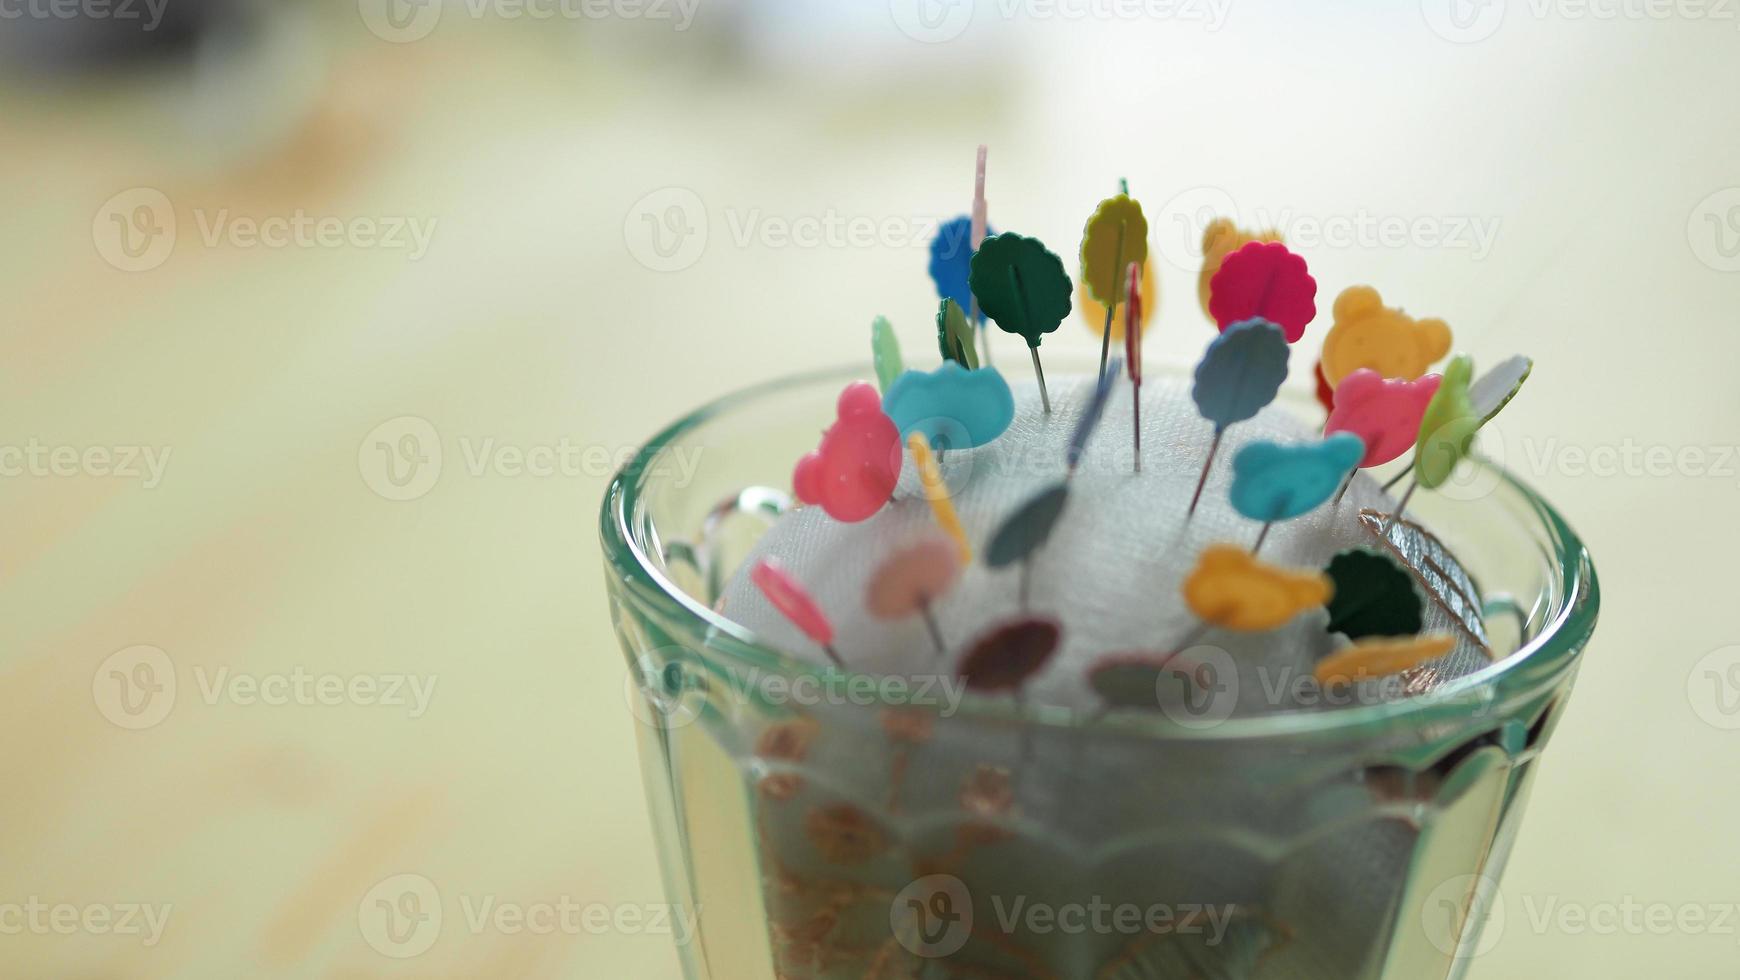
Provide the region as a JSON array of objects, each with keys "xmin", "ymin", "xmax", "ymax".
[
  {"xmin": 1230, "ymin": 433, "xmax": 1365, "ymax": 554},
  {"xmin": 970, "ymin": 231, "xmax": 1073, "ymax": 413},
  {"xmin": 929, "ymin": 147, "xmax": 995, "ymax": 364},
  {"xmin": 1188, "ymin": 319, "xmax": 1291, "ymax": 517}
]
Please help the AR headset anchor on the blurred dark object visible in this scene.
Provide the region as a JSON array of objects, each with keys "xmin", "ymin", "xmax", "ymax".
[{"xmin": 0, "ymin": 0, "xmax": 269, "ymax": 77}]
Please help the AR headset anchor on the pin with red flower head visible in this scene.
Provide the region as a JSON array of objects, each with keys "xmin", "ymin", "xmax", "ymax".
[
  {"xmin": 750, "ymin": 558, "xmax": 843, "ymax": 668},
  {"xmin": 1207, "ymin": 241, "xmax": 1317, "ymax": 343},
  {"xmin": 1124, "ymin": 260, "xmax": 1145, "ymax": 473},
  {"xmin": 867, "ymin": 536, "xmax": 961, "ymax": 656}
]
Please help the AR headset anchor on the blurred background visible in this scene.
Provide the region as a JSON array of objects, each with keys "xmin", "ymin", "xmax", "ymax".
[{"xmin": 2, "ymin": 1, "xmax": 1737, "ymax": 976}]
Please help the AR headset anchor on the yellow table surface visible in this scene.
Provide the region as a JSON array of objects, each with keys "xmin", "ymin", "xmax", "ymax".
[{"xmin": 2, "ymin": 8, "xmax": 1737, "ymax": 977}]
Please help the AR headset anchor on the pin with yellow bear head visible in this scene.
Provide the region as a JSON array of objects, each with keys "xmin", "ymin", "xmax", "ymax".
[
  {"xmin": 1321, "ymin": 286, "xmax": 1453, "ymax": 388},
  {"xmin": 1169, "ymin": 545, "xmax": 1334, "ymax": 651}
]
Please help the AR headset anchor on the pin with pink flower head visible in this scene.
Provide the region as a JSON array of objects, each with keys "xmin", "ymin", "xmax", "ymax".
[
  {"xmin": 792, "ymin": 382, "xmax": 903, "ymax": 523},
  {"xmin": 867, "ymin": 536, "xmax": 961, "ymax": 656},
  {"xmin": 1324, "ymin": 369, "xmax": 1442, "ymax": 506},
  {"xmin": 750, "ymin": 558, "xmax": 843, "ymax": 668},
  {"xmin": 1207, "ymin": 241, "xmax": 1318, "ymax": 343}
]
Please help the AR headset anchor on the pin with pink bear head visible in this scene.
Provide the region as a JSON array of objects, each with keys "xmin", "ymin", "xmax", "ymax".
[
  {"xmin": 792, "ymin": 382, "xmax": 904, "ymax": 523},
  {"xmin": 1324, "ymin": 369, "xmax": 1441, "ymax": 506}
]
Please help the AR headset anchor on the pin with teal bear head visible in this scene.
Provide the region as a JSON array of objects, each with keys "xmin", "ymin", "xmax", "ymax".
[
  {"xmin": 881, "ymin": 362, "xmax": 1015, "ymax": 454},
  {"xmin": 1230, "ymin": 432, "xmax": 1365, "ymax": 554}
]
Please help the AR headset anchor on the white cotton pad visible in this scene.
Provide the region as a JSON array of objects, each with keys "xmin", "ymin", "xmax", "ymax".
[{"xmin": 718, "ymin": 373, "xmax": 1487, "ymax": 717}]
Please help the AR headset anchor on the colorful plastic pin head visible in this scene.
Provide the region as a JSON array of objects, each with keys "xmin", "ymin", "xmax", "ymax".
[
  {"xmin": 1087, "ymin": 653, "xmax": 1173, "ymax": 711},
  {"xmin": 793, "ymin": 382, "xmax": 902, "ymax": 523},
  {"xmin": 866, "ymin": 537, "xmax": 961, "ymax": 620},
  {"xmin": 1323, "ymin": 549, "xmax": 1424, "ymax": 640},
  {"xmin": 1314, "ymin": 634, "xmax": 1455, "ymax": 687},
  {"xmin": 1198, "ymin": 219, "xmax": 1283, "ymax": 318},
  {"xmin": 1469, "ymin": 354, "xmax": 1533, "ymax": 423},
  {"xmin": 1207, "ymin": 242, "xmax": 1317, "ymax": 342},
  {"xmin": 958, "ymin": 617, "xmax": 1062, "ymax": 693},
  {"xmin": 1081, "ymin": 194, "xmax": 1149, "ymax": 305},
  {"xmin": 1184, "ymin": 545, "xmax": 1334, "ymax": 631},
  {"xmin": 882, "ymin": 362, "xmax": 1014, "ymax": 451},
  {"xmin": 1068, "ymin": 357, "xmax": 1121, "ymax": 473},
  {"xmin": 1314, "ymin": 359, "xmax": 1336, "ymax": 416},
  {"xmin": 909, "ymin": 432, "xmax": 972, "ymax": 564},
  {"xmin": 1125, "ymin": 261, "xmax": 1143, "ymax": 384},
  {"xmin": 871, "ymin": 316, "xmax": 903, "ymax": 394},
  {"xmin": 985, "ymin": 482, "xmax": 1070, "ymax": 569},
  {"xmin": 969, "ymin": 232, "xmax": 1074, "ymax": 349},
  {"xmin": 1079, "ymin": 257, "xmax": 1156, "ymax": 342},
  {"xmin": 929, "ymin": 215, "xmax": 993, "ymax": 323},
  {"xmin": 1415, "ymin": 354, "xmax": 1479, "ymax": 490},
  {"xmin": 750, "ymin": 558, "xmax": 835, "ymax": 647},
  {"xmin": 1326, "ymin": 370, "xmax": 1443, "ymax": 468},
  {"xmin": 936, "ymin": 298, "xmax": 979, "ymax": 369},
  {"xmin": 1192, "ymin": 318, "xmax": 1291, "ymax": 433},
  {"xmin": 1321, "ymin": 286, "xmax": 1452, "ymax": 387},
  {"xmin": 1230, "ymin": 433, "xmax": 1366, "ymax": 523}
]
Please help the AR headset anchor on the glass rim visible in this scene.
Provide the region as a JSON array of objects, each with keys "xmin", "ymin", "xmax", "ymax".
[{"xmin": 601, "ymin": 363, "xmax": 1600, "ymax": 743}]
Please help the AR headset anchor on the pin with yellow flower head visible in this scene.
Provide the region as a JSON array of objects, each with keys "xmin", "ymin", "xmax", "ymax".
[{"xmin": 1079, "ymin": 181, "xmax": 1149, "ymax": 380}]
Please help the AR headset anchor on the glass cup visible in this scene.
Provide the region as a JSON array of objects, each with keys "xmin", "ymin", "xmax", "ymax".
[{"xmin": 601, "ymin": 363, "xmax": 1599, "ymax": 980}]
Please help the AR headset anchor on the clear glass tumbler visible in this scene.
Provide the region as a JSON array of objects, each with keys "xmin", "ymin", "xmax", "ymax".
[{"xmin": 601, "ymin": 364, "xmax": 1599, "ymax": 980}]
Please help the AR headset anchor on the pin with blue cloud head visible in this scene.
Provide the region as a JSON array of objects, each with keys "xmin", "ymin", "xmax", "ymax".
[
  {"xmin": 1188, "ymin": 318, "xmax": 1290, "ymax": 517},
  {"xmin": 882, "ymin": 362, "xmax": 1014, "ymax": 455},
  {"xmin": 930, "ymin": 148, "xmax": 995, "ymax": 364},
  {"xmin": 970, "ymin": 231, "xmax": 1073, "ymax": 413},
  {"xmin": 1080, "ymin": 183, "xmax": 1147, "ymax": 380},
  {"xmin": 1231, "ymin": 432, "xmax": 1365, "ymax": 554}
]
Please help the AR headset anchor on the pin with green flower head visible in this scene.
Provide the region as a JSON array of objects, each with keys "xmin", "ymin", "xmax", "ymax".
[
  {"xmin": 970, "ymin": 232, "xmax": 1073, "ymax": 413},
  {"xmin": 1389, "ymin": 354, "xmax": 1479, "ymax": 532},
  {"xmin": 1080, "ymin": 181, "xmax": 1148, "ymax": 381}
]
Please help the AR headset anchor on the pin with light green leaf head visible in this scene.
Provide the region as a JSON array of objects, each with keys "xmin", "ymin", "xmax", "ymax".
[
  {"xmin": 1080, "ymin": 182, "xmax": 1148, "ymax": 381},
  {"xmin": 936, "ymin": 298, "xmax": 978, "ymax": 370},
  {"xmin": 1389, "ymin": 354, "xmax": 1478, "ymax": 531},
  {"xmin": 969, "ymin": 231, "xmax": 1074, "ymax": 413},
  {"xmin": 872, "ymin": 316, "xmax": 903, "ymax": 394}
]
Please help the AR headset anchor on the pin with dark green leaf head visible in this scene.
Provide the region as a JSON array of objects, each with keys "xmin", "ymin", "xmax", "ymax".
[{"xmin": 970, "ymin": 232, "xmax": 1073, "ymax": 413}]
